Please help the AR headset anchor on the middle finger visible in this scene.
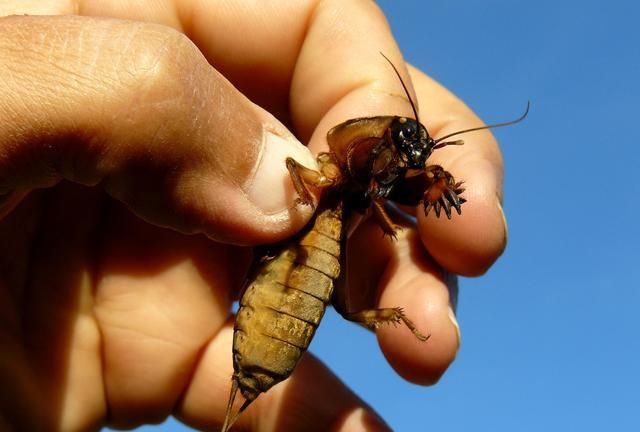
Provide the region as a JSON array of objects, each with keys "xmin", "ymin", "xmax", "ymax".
[{"xmin": 94, "ymin": 202, "xmax": 249, "ymax": 428}]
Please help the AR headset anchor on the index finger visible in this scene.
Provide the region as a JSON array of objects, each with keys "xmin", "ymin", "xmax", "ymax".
[
  {"xmin": 79, "ymin": 0, "xmax": 414, "ymax": 132},
  {"xmin": 408, "ymin": 64, "xmax": 508, "ymax": 276},
  {"xmin": 284, "ymin": 2, "xmax": 508, "ymax": 275},
  {"xmin": 290, "ymin": 1, "xmax": 418, "ymax": 145},
  {"xmin": 77, "ymin": 1, "xmax": 421, "ymax": 183}
]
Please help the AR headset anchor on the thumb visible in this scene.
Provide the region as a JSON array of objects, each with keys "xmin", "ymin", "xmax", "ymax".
[{"xmin": 0, "ymin": 15, "xmax": 315, "ymax": 244}]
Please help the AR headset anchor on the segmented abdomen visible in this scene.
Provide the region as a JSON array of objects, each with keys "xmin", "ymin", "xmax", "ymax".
[{"xmin": 232, "ymin": 202, "xmax": 344, "ymax": 401}]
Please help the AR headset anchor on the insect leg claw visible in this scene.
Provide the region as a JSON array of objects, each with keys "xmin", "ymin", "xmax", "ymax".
[
  {"xmin": 382, "ymin": 225, "xmax": 402, "ymax": 240},
  {"xmin": 372, "ymin": 199, "xmax": 402, "ymax": 239},
  {"xmin": 341, "ymin": 306, "xmax": 429, "ymax": 342},
  {"xmin": 422, "ymin": 166, "xmax": 465, "ymax": 219}
]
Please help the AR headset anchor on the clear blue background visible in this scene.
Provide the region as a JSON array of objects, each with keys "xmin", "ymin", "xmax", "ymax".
[{"xmin": 132, "ymin": 1, "xmax": 640, "ymax": 431}]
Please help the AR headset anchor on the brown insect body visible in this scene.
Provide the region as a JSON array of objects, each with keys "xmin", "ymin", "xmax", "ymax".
[
  {"xmin": 221, "ymin": 106, "xmax": 435, "ymax": 432},
  {"xmin": 222, "ymin": 195, "xmax": 345, "ymax": 431},
  {"xmin": 222, "ymin": 55, "xmax": 528, "ymax": 431},
  {"xmin": 326, "ymin": 115, "xmax": 432, "ymax": 211},
  {"xmin": 233, "ymin": 198, "xmax": 343, "ymax": 399}
]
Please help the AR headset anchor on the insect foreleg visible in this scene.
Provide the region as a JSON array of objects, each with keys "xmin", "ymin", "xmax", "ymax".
[
  {"xmin": 286, "ymin": 153, "xmax": 341, "ymax": 207},
  {"xmin": 422, "ymin": 165, "xmax": 466, "ymax": 219}
]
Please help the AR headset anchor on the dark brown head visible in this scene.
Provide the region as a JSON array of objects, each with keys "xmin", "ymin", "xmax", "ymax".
[
  {"xmin": 380, "ymin": 52, "xmax": 529, "ymax": 173},
  {"xmin": 389, "ymin": 116, "xmax": 434, "ymax": 169},
  {"xmin": 380, "ymin": 53, "xmax": 436, "ymax": 170}
]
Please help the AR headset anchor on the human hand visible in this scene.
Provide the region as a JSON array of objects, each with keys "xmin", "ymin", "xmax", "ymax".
[{"xmin": 0, "ymin": 1, "xmax": 506, "ymax": 431}]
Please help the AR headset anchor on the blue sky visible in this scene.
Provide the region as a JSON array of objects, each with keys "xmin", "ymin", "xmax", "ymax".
[{"xmin": 134, "ymin": 1, "xmax": 640, "ymax": 431}]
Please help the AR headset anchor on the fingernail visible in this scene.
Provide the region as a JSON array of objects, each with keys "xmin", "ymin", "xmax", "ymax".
[
  {"xmin": 364, "ymin": 409, "xmax": 392, "ymax": 432},
  {"xmin": 497, "ymin": 199, "xmax": 508, "ymax": 248},
  {"xmin": 448, "ymin": 306, "xmax": 461, "ymax": 355},
  {"xmin": 340, "ymin": 407, "xmax": 392, "ymax": 432},
  {"xmin": 245, "ymin": 129, "xmax": 316, "ymax": 214},
  {"xmin": 0, "ymin": 189, "xmax": 30, "ymax": 221}
]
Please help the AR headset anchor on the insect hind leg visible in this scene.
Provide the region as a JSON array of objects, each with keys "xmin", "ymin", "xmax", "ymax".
[
  {"xmin": 337, "ymin": 306, "xmax": 429, "ymax": 342},
  {"xmin": 371, "ymin": 199, "xmax": 402, "ymax": 239}
]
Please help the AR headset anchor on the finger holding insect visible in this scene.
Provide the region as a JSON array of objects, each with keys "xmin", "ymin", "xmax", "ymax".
[
  {"xmin": 0, "ymin": 15, "xmax": 319, "ymax": 245},
  {"xmin": 81, "ymin": 0, "xmax": 420, "ymax": 149},
  {"xmin": 91, "ymin": 203, "xmax": 251, "ymax": 428},
  {"xmin": 405, "ymin": 65, "xmax": 511, "ymax": 277},
  {"xmin": 345, "ymin": 219, "xmax": 461, "ymax": 385},
  {"xmin": 286, "ymin": 0, "xmax": 510, "ymax": 278},
  {"xmin": 176, "ymin": 323, "xmax": 392, "ymax": 432},
  {"xmin": 289, "ymin": 1, "xmax": 421, "ymax": 149}
]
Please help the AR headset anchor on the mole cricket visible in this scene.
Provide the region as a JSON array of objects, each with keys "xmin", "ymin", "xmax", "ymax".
[{"xmin": 221, "ymin": 54, "xmax": 528, "ymax": 431}]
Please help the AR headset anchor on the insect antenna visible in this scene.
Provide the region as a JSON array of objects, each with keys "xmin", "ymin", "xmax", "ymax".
[
  {"xmin": 380, "ymin": 52, "xmax": 420, "ymax": 126},
  {"xmin": 221, "ymin": 378, "xmax": 254, "ymax": 432},
  {"xmin": 433, "ymin": 101, "xmax": 530, "ymax": 147}
]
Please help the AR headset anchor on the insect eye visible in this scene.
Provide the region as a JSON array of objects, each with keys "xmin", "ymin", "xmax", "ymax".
[
  {"xmin": 391, "ymin": 118, "xmax": 421, "ymax": 152},
  {"xmin": 400, "ymin": 124, "xmax": 416, "ymax": 139}
]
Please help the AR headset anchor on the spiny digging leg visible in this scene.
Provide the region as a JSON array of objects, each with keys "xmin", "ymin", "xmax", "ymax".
[{"xmin": 422, "ymin": 165, "xmax": 465, "ymax": 219}]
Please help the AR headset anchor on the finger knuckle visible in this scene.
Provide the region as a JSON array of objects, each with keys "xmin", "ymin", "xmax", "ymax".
[
  {"xmin": 116, "ymin": 24, "xmax": 205, "ymax": 114},
  {"xmin": 100, "ymin": 23, "xmax": 214, "ymax": 165}
]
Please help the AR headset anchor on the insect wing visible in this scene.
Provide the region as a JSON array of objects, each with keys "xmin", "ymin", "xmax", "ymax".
[{"xmin": 327, "ymin": 116, "xmax": 395, "ymax": 165}]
